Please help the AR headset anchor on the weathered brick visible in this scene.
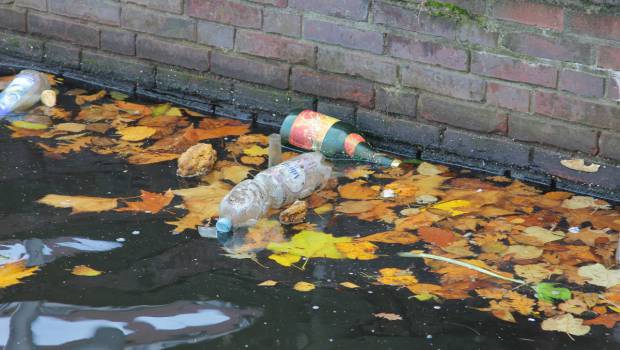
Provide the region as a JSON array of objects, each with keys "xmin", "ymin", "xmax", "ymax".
[
  {"xmin": 534, "ymin": 91, "xmax": 620, "ymax": 131},
  {"xmin": 373, "ymin": 1, "xmax": 457, "ymax": 39},
  {"xmin": 456, "ymin": 22, "xmax": 498, "ymax": 48},
  {"xmin": 317, "ymin": 47, "xmax": 397, "ymax": 85},
  {"xmin": 122, "ymin": 5, "xmax": 195, "ymax": 40},
  {"xmin": 249, "ymin": 0, "xmax": 287, "ymax": 7},
  {"xmin": 197, "ymin": 21, "xmax": 235, "ymax": 50},
  {"xmin": 291, "ymin": 67, "xmax": 373, "ymax": 107},
  {"xmin": 532, "ymin": 147, "xmax": 620, "ymax": 191},
  {"xmin": 81, "ymin": 50, "xmax": 154, "ymax": 87},
  {"xmin": 137, "ymin": 36, "xmax": 209, "ymax": 71},
  {"xmin": 568, "ymin": 11, "xmax": 620, "ymax": 41},
  {"xmin": 443, "ymin": 0, "xmax": 485, "ymax": 15},
  {"xmin": 263, "ymin": 8, "xmax": 301, "ymax": 37},
  {"xmin": 290, "ymin": 0, "xmax": 369, "ymax": 21},
  {"xmin": 486, "ymin": 82, "xmax": 530, "ymax": 113},
  {"xmin": 0, "ymin": 31, "xmax": 44, "ymax": 61},
  {"xmin": 101, "ymin": 28, "xmax": 135, "ymax": 56},
  {"xmin": 503, "ymin": 32, "xmax": 592, "ymax": 65},
  {"xmin": 236, "ymin": 30, "xmax": 314, "ymax": 65},
  {"xmin": 211, "ymin": 52, "xmax": 289, "ymax": 89},
  {"xmin": 29, "ymin": 13, "xmax": 100, "ymax": 48},
  {"xmin": 402, "ymin": 64, "xmax": 486, "ymax": 102},
  {"xmin": 303, "ymin": 18, "xmax": 383, "ymax": 54},
  {"xmin": 374, "ymin": 86, "xmax": 417, "ymax": 117},
  {"xmin": 558, "ymin": 70, "xmax": 605, "ymax": 98},
  {"xmin": 186, "ymin": 0, "xmax": 262, "ymax": 29},
  {"xmin": 600, "ymin": 132, "xmax": 620, "ymax": 161},
  {"xmin": 419, "ymin": 94, "xmax": 506, "ymax": 134},
  {"xmin": 608, "ymin": 74, "xmax": 620, "ymax": 101},
  {"xmin": 45, "ymin": 41, "xmax": 80, "ymax": 68},
  {"xmin": 126, "ymin": 0, "xmax": 183, "ymax": 14},
  {"xmin": 598, "ymin": 46, "xmax": 620, "ymax": 70},
  {"xmin": 15, "ymin": 0, "xmax": 46, "ymax": 10},
  {"xmin": 471, "ymin": 52, "xmax": 558, "ymax": 88},
  {"xmin": 0, "ymin": 6, "xmax": 26, "ymax": 32},
  {"xmin": 492, "ymin": 0, "xmax": 563, "ymax": 30},
  {"xmin": 442, "ymin": 128, "xmax": 530, "ymax": 167},
  {"xmin": 234, "ymin": 82, "xmax": 314, "ymax": 114},
  {"xmin": 317, "ymin": 100, "xmax": 355, "ymax": 124},
  {"xmin": 509, "ymin": 113, "xmax": 599, "ymax": 154},
  {"xmin": 156, "ymin": 66, "xmax": 232, "ymax": 101},
  {"xmin": 356, "ymin": 108, "xmax": 441, "ymax": 147},
  {"xmin": 387, "ymin": 35, "xmax": 468, "ymax": 71},
  {"xmin": 50, "ymin": 0, "xmax": 120, "ymax": 26}
]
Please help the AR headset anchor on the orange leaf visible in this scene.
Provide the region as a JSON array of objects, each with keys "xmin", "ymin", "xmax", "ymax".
[
  {"xmin": 358, "ymin": 230, "xmax": 420, "ymax": 245},
  {"xmin": 0, "ymin": 261, "xmax": 39, "ymax": 288},
  {"xmin": 117, "ymin": 190, "xmax": 174, "ymax": 214},
  {"xmin": 418, "ymin": 227, "xmax": 460, "ymax": 247},
  {"xmin": 338, "ymin": 181, "xmax": 380, "ymax": 200},
  {"xmin": 583, "ymin": 313, "xmax": 620, "ymax": 329},
  {"xmin": 115, "ymin": 100, "xmax": 152, "ymax": 116},
  {"xmin": 127, "ymin": 152, "xmax": 179, "ymax": 165},
  {"xmin": 184, "ymin": 124, "xmax": 251, "ymax": 141},
  {"xmin": 75, "ymin": 90, "xmax": 106, "ymax": 105},
  {"xmin": 335, "ymin": 241, "xmax": 378, "ymax": 260}
]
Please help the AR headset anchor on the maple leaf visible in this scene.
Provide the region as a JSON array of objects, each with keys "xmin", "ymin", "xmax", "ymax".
[
  {"xmin": 336, "ymin": 200, "xmax": 398, "ymax": 223},
  {"xmin": 126, "ymin": 152, "xmax": 180, "ymax": 165},
  {"xmin": 514, "ymin": 263, "xmax": 562, "ymax": 283},
  {"xmin": 344, "ymin": 165, "xmax": 374, "ymax": 179},
  {"xmin": 566, "ymin": 228, "xmax": 617, "ymax": 247},
  {"xmin": 267, "ymin": 231, "xmax": 352, "ymax": 266},
  {"xmin": 0, "ymin": 261, "xmax": 39, "ymax": 288},
  {"xmin": 184, "ymin": 124, "xmax": 251, "ymax": 141},
  {"xmin": 116, "ymin": 190, "xmax": 174, "ymax": 214},
  {"xmin": 202, "ymin": 163, "xmax": 252, "ymax": 184},
  {"xmin": 37, "ymin": 194, "xmax": 118, "ymax": 214},
  {"xmin": 75, "ymin": 90, "xmax": 106, "ymax": 105},
  {"xmin": 243, "ymin": 144, "xmax": 268, "ymax": 157},
  {"xmin": 502, "ymin": 245, "xmax": 543, "ymax": 260},
  {"xmin": 541, "ymin": 314, "xmax": 590, "ymax": 336},
  {"xmin": 37, "ymin": 136, "xmax": 93, "ymax": 155}
]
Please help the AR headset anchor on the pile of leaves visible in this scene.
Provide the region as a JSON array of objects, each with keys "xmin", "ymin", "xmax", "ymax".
[{"xmin": 3, "ymin": 76, "xmax": 620, "ymax": 337}]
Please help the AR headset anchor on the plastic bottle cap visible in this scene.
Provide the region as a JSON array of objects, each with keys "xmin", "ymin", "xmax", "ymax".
[{"xmin": 216, "ymin": 217, "xmax": 232, "ymax": 233}]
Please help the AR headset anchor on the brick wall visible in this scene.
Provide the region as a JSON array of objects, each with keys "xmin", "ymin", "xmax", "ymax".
[{"xmin": 1, "ymin": 0, "xmax": 620, "ymax": 197}]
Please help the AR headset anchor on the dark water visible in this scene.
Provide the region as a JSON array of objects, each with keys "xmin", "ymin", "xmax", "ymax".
[{"xmin": 0, "ymin": 73, "xmax": 618, "ymax": 349}]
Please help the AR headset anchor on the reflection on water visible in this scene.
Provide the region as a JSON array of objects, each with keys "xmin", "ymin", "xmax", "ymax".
[
  {"xmin": 0, "ymin": 237, "xmax": 123, "ymax": 267},
  {"xmin": 0, "ymin": 300, "xmax": 260, "ymax": 349}
]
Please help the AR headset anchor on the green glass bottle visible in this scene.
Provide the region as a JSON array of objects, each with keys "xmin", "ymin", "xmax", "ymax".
[{"xmin": 280, "ymin": 109, "xmax": 401, "ymax": 167}]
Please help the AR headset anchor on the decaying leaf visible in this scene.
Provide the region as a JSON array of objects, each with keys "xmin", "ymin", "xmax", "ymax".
[
  {"xmin": 75, "ymin": 90, "xmax": 106, "ymax": 105},
  {"xmin": 357, "ymin": 231, "xmax": 419, "ymax": 245},
  {"xmin": 560, "ymin": 159, "xmax": 600, "ymax": 173},
  {"xmin": 562, "ymin": 196, "xmax": 611, "ymax": 210},
  {"xmin": 37, "ymin": 194, "xmax": 118, "ymax": 214},
  {"xmin": 541, "ymin": 314, "xmax": 590, "ymax": 336},
  {"xmin": 71, "ymin": 265, "xmax": 102, "ymax": 276}
]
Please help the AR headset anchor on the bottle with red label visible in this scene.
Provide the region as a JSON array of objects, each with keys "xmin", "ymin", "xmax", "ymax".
[{"xmin": 280, "ymin": 109, "xmax": 401, "ymax": 168}]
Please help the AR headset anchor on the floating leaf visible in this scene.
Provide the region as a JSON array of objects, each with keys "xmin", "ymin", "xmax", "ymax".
[
  {"xmin": 167, "ymin": 181, "xmax": 232, "ymax": 233},
  {"xmin": 37, "ymin": 194, "xmax": 118, "ymax": 214},
  {"xmin": 118, "ymin": 126, "xmax": 157, "ymax": 141},
  {"xmin": 75, "ymin": 90, "xmax": 106, "ymax": 105},
  {"xmin": 71, "ymin": 265, "xmax": 102, "ymax": 276},
  {"xmin": 335, "ymin": 241, "xmax": 378, "ymax": 260},
  {"xmin": 340, "ymin": 282, "xmax": 360, "ymax": 289},
  {"xmin": 357, "ymin": 231, "xmax": 419, "ymax": 245},
  {"xmin": 243, "ymin": 144, "xmax": 268, "ymax": 157},
  {"xmin": 110, "ymin": 91, "xmax": 129, "ymax": 101},
  {"xmin": 12, "ymin": 121, "xmax": 48, "ymax": 130},
  {"xmin": 338, "ymin": 181, "xmax": 380, "ymax": 200},
  {"xmin": 578, "ymin": 263, "xmax": 620, "ymax": 288},
  {"xmin": 583, "ymin": 313, "xmax": 620, "ymax": 329},
  {"xmin": 562, "ymin": 196, "xmax": 611, "ymax": 210},
  {"xmin": 55, "ymin": 123, "xmax": 86, "ymax": 133},
  {"xmin": 0, "ymin": 261, "xmax": 39, "ymax": 288},
  {"xmin": 418, "ymin": 227, "xmax": 459, "ymax": 247},
  {"xmin": 116, "ymin": 190, "xmax": 174, "ymax": 214},
  {"xmin": 293, "ymin": 281, "xmax": 315, "ymax": 292},
  {"xmin": 267, "ymin": 230, "xmax": 352, "ymax": 266},
  {"xmin": 258, "ymin": 280, "xmax": 278, "ymax": 287},
  {"xmin": 541, "ymin": 314, "xmax": 590, "ymax": 336},
  {"xmin": 535, "ymin": 283, "xmax": 572, "ymax": 302},
  {"xmin": 417, "ymin": 162, "xmax": 446, "ymax": 175},
  {"xmin": 522, "ymin": 226, "xmax": 565, "ymax": 244},
  {"xmin": 374, "ymin": 312, "xmax": 402, "ymax": 321}
]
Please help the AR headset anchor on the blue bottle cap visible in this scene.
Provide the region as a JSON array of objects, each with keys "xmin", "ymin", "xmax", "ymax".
[{"xmin": 216, "ymin": 217, "xmax": 232, "ymax": 233}]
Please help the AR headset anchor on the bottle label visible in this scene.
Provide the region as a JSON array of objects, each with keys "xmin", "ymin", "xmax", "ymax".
[
  {"xmin": 288, "ymin": 110, "xmax": 339, "ymax": 151},
  {"xmin": 343, "ymin": 133, "xmax": 366, "ymax": 157}
]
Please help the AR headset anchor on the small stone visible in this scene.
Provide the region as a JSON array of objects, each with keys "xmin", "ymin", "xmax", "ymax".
[
  {"xmin": 41, "ymin": 89, "xmax": 57, "ymax": 107},
  {"xmin": 177, "ymin": 143, "xmax": 217, "ymax": 178}
]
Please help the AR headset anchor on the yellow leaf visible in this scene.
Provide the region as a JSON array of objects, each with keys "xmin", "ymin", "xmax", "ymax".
[
  {"xmin": 71, "ymin": 265, "xmax": 102, "ymax": 276},
  {"xmin": 37, "ymin": 194, "xmax": 118, "ymax": 214},
  {"xmin": 0, "ymin": 261, "xmax": 39, "ymax": 288},
  {"xmin": 429, "ymin": 200, "xmax": 471, "ymax": 216},
  {"xmin": 541, "ymin": 314, "xmax": 590, "ymax": 336},
  {"xmin": 335, "ymin": 241, "xmax": 378, "ymax": 260},
  {"xmin": 377, "ymin": 268, "xmax": 418, "ymax": 286},
  {"xmin": 55, "ymin": 123, "xmax": 86, "ymax": 133},
  {"xmin": 243, "ymin": 144, "xmax": 268, "ymax": 157},
  {"xmin": 344, "ymin": 165, "xmax": 374, "ymax": 179},
  {"xmin": 118, "ymin": 126, "xmax": 157, "ymax": 141},
  {"xmin": 11, "ymin": 121, "xmax": 48, "ymax": 130},
  {"xmin": 340, "ymin": 282, "xmax": 360, "ymax": 289},
  {"xmin": 116, "ymin": 190, "xmax": 174, "ymax": 214},
  {"xmin": 269, "ymin": 253, "xmax": 301, "ymax": 267},
  {"xmin": 127, "ymin": 152, "xmax": 179, "ymax": 165},
  {"xmin": 293, "ymin": 281, "xmax": 316, "ymax": 292},
  {"xmin": 258, "ymin": 280, "xmax": 278, "ymax": 287},
  {"xmin": 357, "ymin": 231, "xmax": 419, "ymax": 245},
  {"xmin": 167, "ymin": 181, "xmax": 232, "ymax": 233},
  {"xmin": 202, "ymin": 164, "xmax": 252, "ymax": 184},
  {"xmin": 313, "ymin": 203, "xmax": 333, "ymax": 215},
  {"xmin": 267, "ymin": 230, "xmax": 352, "ymax": 266}
]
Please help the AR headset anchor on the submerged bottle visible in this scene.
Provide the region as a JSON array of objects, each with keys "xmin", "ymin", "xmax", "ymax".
[
  {"xmin": 216, "ymin": 152, "xmax": 332, "ymax": 233},
  {"xmin": 280, "ymin": 109, "xmax": 401, "ymax": 168},
  {"xmin": 0, "ymin": 70, "xmax": 50, "ymax": 117}
]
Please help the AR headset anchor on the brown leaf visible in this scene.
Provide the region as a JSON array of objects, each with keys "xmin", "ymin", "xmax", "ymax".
[
  {"xmin": 583, "ymin": 313, "xmax": 620, "ymax": 329},
  {"xmin": 418, "ymin": 227, "xmax": 460, "ymax": 247},
  {"xmin": 75, "ymin": 90, "xmax": 106, "ymax": 105},
  {"xmin": 338, "ymin": 180, "xmax": 380, "ymax": 200},
  {"xmin": 357, "ymin": 231, "xmax": 419, "ymax": 245}
]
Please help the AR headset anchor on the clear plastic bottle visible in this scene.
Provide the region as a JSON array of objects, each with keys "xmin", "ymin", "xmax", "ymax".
[
  {"xmin": 216, "ymin": 152, "xmax": 332, "ymax": 233},
  {"xmin": 0, "ymin": 70, "xmax": 50, "ymax": 117}
]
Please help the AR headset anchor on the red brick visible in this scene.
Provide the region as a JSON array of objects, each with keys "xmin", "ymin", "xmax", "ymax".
[
  {"xmin": 126, "ymin": 0, "xmax": 184, "ymax": 14},
  {"xmin": 471, "ymin": 52, "xmax": 557, "ymax": 88},
  {"xmin": 122, "ymin": 5, "xmax": 195, "ymax": 40},
  {"xmin": 509, "ymin": 113, "xmax": 599, "ymax": 154},
  {"xmin": 317, "ymin": 47, "xmax": 397, "ymax": 85},
  {"xmin": 402, "ymin": 64, "xmax": 486, "ymax": 102},
  {"xmin": 387, "ymin": 34, "xmax": 468, "ymax": 71},
  {"xmin": 534, "ymin": 91, "xmax": 620, "ymax": 131},
  {"xmin": 492, "ymin": 0, "xmax": 563, "ymax": 30},
  {"xmin": 50, "ymin": 0, "xmax": 120, "ymax": 26},
  {"xmin": 15, "ymin": 0, "xmax": 46, "ymax": 10},
  {"xmin": 503, "ymin": 32, "xmax": 592, "ymax": 65},
  {"xmin": 28, "ymin": 13, "xmax": 100, "ymax": 48},
  {"xmin": 211, "ymin": 52, "xmax": 289, "ymax": 89},
  {"xmin": 599, "ymin": 46, "xmax": 620, "ymax": 70},
  {"xmin": 599, "ymin": 132, "xmax": 620, "ymax": 161},
  {"xmin": 186, "ymin": 0, "xmax": 261, "ymax": 29},
  {"xmin": 457, "ymin": 22, "xmax": 498, "ymax": 48},
  {"xmin": 137, "ymin": 36, "xmax": 209, "ymax": 71},
  {"xmin": 303, "ymin": 18, "xmax": 383, "ymax": 54},
  {"xmin": 568, "ymin": 12, "xmax": 620, "ymax": 41},
  {"xmin": 291, "ymin": 67, "xmax": 373, "ymax": 107},
  {"xmin": 290, "ymin": 0, "xmax": 369, "ymax": 21},
  {"xmin": 249, "ymin": 0, "xmax": 287, "ymax": 8},
  {"xmin": 236, "ymin": 30, "xmax": 314, "ymax": 65},
  {"xmin": 373, "ymin": 1, "xmax": 457, "ymax": 39},
  {"xmin": 419, "ymin": 94, "xmax": 506, "ymax": 134},
  {"xmin": 486, "ymin": 82, "xmax": 530, "ymax": 113},
  {"xmin": 263, "ymin": 8, "xmax": 301, "ymax": 37},
  {"xmin": 0, "ymin": 6, "xmax": 26, "ymax": 32},
  {"xmin": 558, "ymin": 70, "xmax": 605, "ymax": 98}
]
